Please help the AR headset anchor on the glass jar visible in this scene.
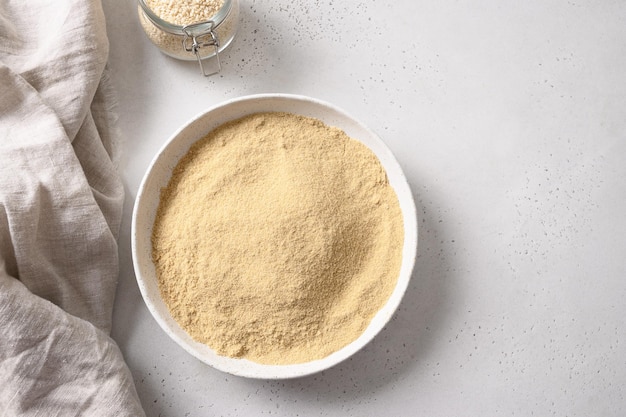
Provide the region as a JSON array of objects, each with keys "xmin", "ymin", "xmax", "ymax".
[{"xmin": 138, "ymin": 0, "xmax": 239, "ymax": 76}]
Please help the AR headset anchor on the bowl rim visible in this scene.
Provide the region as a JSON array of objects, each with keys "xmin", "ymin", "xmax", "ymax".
[{"xmin": 131, "ymin": 93, "xmax": 418, "ymax": 379}]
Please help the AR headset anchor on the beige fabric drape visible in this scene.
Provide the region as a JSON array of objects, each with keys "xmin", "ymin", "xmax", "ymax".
[{"xmin": 0, "ymin": 0, "xmax": 145, "ymax": 414}]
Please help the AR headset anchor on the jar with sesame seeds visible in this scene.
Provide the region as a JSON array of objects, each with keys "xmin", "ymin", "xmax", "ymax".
[{"xmin": 138, "ymin": 0, "xmax": 239, "ymax": 76}]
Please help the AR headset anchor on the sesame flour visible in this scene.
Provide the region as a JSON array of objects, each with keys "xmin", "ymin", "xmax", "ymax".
[{"xmin": 151, "ymin": 112, "xmax": 404, "ymax": 365}]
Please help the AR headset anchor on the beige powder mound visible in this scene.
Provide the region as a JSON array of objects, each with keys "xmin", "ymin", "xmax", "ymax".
[{"xmin": 151, "ymin": 112, "xmax": 404, "ymax": 365}]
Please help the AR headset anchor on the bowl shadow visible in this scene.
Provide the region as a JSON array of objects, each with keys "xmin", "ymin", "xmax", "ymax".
[{"xmin": 240, "ymin": 176, "xmax": 455, "ymax": 398}]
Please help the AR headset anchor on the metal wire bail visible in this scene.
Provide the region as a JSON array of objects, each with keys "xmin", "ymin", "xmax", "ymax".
[{"xmin": 182, "ymin": 21, "xmax": 221, "ymax": 77}]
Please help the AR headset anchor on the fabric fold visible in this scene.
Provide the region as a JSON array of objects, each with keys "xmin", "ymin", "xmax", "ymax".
[
  {"xmin": 0, "ymin": 272, "xmax": 144, "ymax": 416},
  {"xmin": 1, "ymin": 0, "xmax": 145, "ymax": 415}
]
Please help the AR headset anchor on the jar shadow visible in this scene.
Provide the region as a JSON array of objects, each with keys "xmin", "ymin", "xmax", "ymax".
[
  {"xmin": 183, "ymin": 4, "xmax": 309, "ymax": 91},
  {"xmin": 138, "ymin": 3, "xmax": 309, "ymax": 90}
]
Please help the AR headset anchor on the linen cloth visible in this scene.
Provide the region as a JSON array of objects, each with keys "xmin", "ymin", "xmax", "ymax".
[{"xmin": 0, "ymin": 0, "xmax": 145, "ymax": 415}]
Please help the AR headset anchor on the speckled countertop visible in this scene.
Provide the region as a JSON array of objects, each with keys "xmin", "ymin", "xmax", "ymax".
[{"xmin": 104, "ymin": 1, "xmax": 626, "ymax": 415}]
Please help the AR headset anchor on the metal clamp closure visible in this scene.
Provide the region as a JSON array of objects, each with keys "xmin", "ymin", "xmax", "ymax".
[{"xmin": 182, "ymin": 21, "xmax": 221, "ymax": 77}]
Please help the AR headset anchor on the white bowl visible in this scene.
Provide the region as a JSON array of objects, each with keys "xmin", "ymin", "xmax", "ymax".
[{"xmin": 131, "ymin": 94, "xmax": 418, "ymax": 379}]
